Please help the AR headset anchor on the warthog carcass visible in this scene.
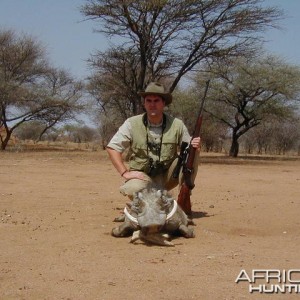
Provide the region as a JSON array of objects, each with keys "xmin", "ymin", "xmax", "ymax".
[{"xmin": 111, "ymin": 188, "xmax": 195, "ymax": 246}]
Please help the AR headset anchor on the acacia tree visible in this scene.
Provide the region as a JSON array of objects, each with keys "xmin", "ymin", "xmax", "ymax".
[
  {"xmin": 241, "ymin": 120, "xmax": 272, "ymax": 154},
  {"xmin": 81, "ymin": 0, "xmax": 282, "ymax": 120},
  {"xmin": 196, "ymin": 56, "xmax": 300, "ymax": 157},
  {"xmin": 269, "ymin": 119, "xmax": 300, "ymax": 155},
  {"xmin": 242, "ymin": 117, "xmax": 300, "ymax": 155},
  {"xmin": 0, "ymin": 29, "xmax": 84, "ymax": 150},
  {"xmin": 33, "ymin": 68, "xmax": 84, "ymax": 142},
  {"xmin": 87, "ymin": 47, "xmax": 142, "ymax": 119}
]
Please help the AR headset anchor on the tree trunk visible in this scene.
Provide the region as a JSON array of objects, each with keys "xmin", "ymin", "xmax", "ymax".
[
  {"xmin": 1, "ymin": 132, "xmax": 11, "ymax": 150},
  {"xmin": 229, "ymin": 135, "xmax": 239, "ymax": 157}
]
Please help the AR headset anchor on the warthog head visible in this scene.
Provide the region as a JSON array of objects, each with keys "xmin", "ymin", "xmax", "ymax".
[{"xmin": 124, "ymin": 188, "xmax": 177, "ymax": 235}]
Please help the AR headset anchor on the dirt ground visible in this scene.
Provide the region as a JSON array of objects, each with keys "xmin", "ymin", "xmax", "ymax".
[{"xmin": 1, "ymin": 150, "xmax": 300, "ymax": 300}]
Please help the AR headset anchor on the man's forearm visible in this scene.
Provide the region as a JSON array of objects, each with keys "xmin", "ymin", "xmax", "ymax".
[
  {"xmin": 106, "ymin": 147, "xmax": 128, "ymax": 176},
  {"xmin": 106, "ymin": 147, "xmax": 147, "ymax": 181}
]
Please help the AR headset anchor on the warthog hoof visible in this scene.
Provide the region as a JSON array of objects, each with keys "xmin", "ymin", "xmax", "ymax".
[
  {"xmin": 179, "ymin": 225, "xmax": 195, "ymax": 238},
  {"xmin": 111, "ymin": 226, "xmax": 133, "ymax": 237}
]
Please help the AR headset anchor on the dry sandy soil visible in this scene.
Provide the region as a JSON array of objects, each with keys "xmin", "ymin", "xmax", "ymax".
[{"xmin": 1, "ymin": 150, "xmax": 300, "ymax": 300}]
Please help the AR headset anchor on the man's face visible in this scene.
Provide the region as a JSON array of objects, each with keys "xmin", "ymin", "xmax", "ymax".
[{"xmin": 143, "ymin": 95, "xmax": 165, "ymax": 117}]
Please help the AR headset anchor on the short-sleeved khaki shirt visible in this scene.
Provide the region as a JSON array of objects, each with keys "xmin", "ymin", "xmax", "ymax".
[{"xmin": 107, "ymin": 115, "xmax": 191, "ymax": 155}]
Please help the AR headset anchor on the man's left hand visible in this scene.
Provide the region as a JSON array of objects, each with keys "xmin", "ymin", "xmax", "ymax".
[{"xmin": 191, "ymin": 137, "xmax": 201, "ymax": 149}]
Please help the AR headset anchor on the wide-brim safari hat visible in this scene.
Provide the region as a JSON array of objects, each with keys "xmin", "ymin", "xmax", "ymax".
[{"xmin": 138, "ymin": 82, "xmax": 172, "ymax": 105}]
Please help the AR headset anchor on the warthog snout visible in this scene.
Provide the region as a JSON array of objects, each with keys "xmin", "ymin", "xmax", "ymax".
[{"xmin": 124, "ymin": 189, "xmax": 176, "ymax": 233}]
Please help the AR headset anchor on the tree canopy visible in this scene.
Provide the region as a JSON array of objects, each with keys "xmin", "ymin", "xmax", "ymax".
[
  {"xmin": 81, "ymin": 0, "xmax": 282, "ymax": 119},
  {"xmin": 0, "ymin": 29, "xmax": 84, "ymax": 150},
  {"xmin": 195, "ymin": 55, "xmax": 300, "ymax": 156}
]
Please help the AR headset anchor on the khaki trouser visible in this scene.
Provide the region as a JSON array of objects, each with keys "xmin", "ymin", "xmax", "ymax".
[{"xmin": 119, "ymin": 152, "xmax": 200, "ymax": 198}]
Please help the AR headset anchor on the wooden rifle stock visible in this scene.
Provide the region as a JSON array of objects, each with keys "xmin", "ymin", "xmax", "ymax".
[{"xmin": 177, "ymin": 80, "xmax": 210, "ymax": 214}]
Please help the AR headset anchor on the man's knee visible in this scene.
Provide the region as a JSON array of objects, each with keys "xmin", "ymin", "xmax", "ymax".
[{"xmin": 119, "ymin": 178, "xmax": 152, "ymax": 197}]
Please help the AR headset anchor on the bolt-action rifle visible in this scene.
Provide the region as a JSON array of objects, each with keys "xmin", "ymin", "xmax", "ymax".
[{"xmin": 176, "ymin": 80, "xmax": 210, "ymax": 215}]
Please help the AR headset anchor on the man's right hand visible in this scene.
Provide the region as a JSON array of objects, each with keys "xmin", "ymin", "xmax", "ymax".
[{"xmin": 122, "ymin": 170, "xmax": 147, "ymax": 181}]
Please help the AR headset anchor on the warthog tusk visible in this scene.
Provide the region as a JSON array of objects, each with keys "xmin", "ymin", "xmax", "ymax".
[
  {"xmin": 166, "ymin": 200, "xmax": 177, "ymax": 220},
  {"xmin": 124, "ymin": 200, "xmax": 177, "ymax": 224},
  {"xmin": 124, "ymin": 207, "xmax": 138, "ymax": 224}
]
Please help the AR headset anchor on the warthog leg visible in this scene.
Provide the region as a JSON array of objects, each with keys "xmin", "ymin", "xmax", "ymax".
[
  {"xmin": 113, "ymin": 214, "xmax": 125, "ymax": 222},
  {"xmin": 111, "ymin": 222, "xmax": 135, "ymax": 237},
  {"xmin": 130, "ymin": 230, "xmax": 141, "ymax": 243},
  {"xmin": 178, "ymin": 224, "xmax": 195, "ymax": 238},
  {"xmin": 187, "ymin": 218, "xmax": 195, "ymax": 226}
]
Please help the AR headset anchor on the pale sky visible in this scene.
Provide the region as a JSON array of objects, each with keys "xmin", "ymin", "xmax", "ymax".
[{"xmin": 0, "ymin": 0, "xmax": 299, "ymax": 80}]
